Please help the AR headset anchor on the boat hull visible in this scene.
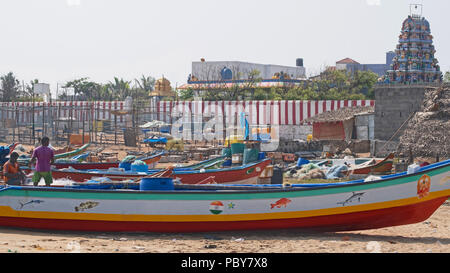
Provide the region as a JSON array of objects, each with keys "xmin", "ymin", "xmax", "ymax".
[
  {"xmin": 0, "ymin": 160, "xmax": 448, "ymax": 233},
  {"xmin": 0, "ymin": 196, "xmax": 445, "ymax": 232}
]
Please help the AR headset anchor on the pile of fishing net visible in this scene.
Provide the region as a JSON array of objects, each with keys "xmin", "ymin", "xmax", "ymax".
[{"xmin": 397, "ymin": 85, "xmax": 450, "ymax": 158}]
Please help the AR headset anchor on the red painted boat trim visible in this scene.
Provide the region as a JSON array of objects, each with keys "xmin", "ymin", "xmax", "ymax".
[{"xmin": 0, "ymin": 196, "xmax": 445, "ymax": 232}]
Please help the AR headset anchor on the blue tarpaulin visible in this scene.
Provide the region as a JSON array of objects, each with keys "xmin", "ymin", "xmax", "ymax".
[
  {"xmin": 143, "ymin": 137, "xmax": 167, "ymax": 144},
  {"xmin": 326, "ymin": 165, "xmax": 348, "ymax": 179}
]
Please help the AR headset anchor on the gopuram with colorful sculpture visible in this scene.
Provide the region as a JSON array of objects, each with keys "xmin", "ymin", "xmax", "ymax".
[
  {"xmin": 374, "ymin": 5, "xmax": 444, "ymax": 141},
  {"xmin": 384, "ymin": 5, "xmax": 442, "ymax": 84}
]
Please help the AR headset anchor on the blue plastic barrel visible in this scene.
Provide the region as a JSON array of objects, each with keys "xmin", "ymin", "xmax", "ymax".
[
  {"xmin": 258, "ymin": 152, "xmax": 266, "ymax": 160},
  {"xmin": 119, "ymin": 162, "xmax": 131, "ymax": 171},
  {"xmin": 131, "ymin": 164, "xmax": 149, "ymax": 173},
  {"xmin": 140, "ymin": 177, "xmax": 174, "ymax": 191},
  {"xmin": 222, "ymin": 159, "xmax": 232, "ymax": 167}
]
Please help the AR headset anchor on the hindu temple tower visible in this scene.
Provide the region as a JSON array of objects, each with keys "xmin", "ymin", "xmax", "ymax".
[
  {"xmin": 373, "ymin": 4, "xmax": 442, "ymax": 145},
  {"xmin": 385, "ymin": 5, "xmax": 442, "ymax": 84}
]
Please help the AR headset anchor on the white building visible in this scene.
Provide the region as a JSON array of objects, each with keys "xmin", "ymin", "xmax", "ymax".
[{"xmin": 190, "ymin": 60, "xmax": 306, "ymax": 81}]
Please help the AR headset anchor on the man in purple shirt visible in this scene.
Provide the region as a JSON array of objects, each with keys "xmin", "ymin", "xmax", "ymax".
[{"xmin": 30, "ymin": 137, "xmax": 54, "ymax": 186}]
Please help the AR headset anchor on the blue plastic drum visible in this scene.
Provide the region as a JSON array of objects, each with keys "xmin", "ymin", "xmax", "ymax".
[
  {"xmin": 119, "ymin": 162, "xmax": 132, "ymax": 171},
  {"xmin": 131, "ymin": 164, "xmax": 149, "ymax": 173},
  {"xmin": 140, "ymin": 177, "xmax": 174, "ymax": 191}
]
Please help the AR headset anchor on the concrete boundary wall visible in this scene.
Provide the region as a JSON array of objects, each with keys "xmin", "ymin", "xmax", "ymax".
[
  {"xmin": 0, "ymin": 99, "xmax": 374, "ymax": 129},
  {"xmin": 374, "ymin": 85, "xmax": 428, "ymax": 140}
]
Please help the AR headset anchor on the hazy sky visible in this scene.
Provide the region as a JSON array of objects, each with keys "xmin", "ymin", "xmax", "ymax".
[{"xmin": 0, "ymin": 0, "xmax": 448, "ymax": 94}]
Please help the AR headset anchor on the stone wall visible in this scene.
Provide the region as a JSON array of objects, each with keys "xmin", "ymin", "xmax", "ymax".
[
  {"xmin": 279, "ymin": 125, "xmax": 312, "ymax": 141},
  {"xmin": 370, "ymin": 140, "xmax": 400, "ymax": 158},
  {"xmin": 374, "ymin": 85, "xmax": 434, "ymax": 140},
  {"xmin": 276, "ymin": 139, "xmax": 371, "ymax": 154}
]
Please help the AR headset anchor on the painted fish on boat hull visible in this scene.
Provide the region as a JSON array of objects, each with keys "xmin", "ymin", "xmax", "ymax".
[
  {"xmin": 18, "ymin": 200, "xmax": 44, "ymax": 210},
  {"xmin": 337, "ymin": 192, "xmax": 365, "ymax": 206},
  {"xmin": 75, "ymin": 201, "xmax": 99, "ymax": 212},
  {"xmin": 270, "ymin": 198, "xmax": 291, "ymax": 209}
]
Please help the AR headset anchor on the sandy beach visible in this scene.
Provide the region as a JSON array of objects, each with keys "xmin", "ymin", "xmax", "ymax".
[{"xmin": 0, "ymin": 201, "xmax": 448, "ymax": 254}]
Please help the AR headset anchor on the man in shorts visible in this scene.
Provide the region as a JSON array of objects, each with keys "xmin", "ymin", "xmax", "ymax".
[
  {"xmin": 30, "ymin": 137, "xmax": 54, "ymax": 186},
  {"xmin": 3, "ymin": 152, "xmax": 26, "ymax": 185}
]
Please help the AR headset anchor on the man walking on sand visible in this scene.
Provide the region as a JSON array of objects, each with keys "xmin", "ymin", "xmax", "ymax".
[{"xmin": 30, "ymin": 137, "xmax": 54, "ymax": 186}]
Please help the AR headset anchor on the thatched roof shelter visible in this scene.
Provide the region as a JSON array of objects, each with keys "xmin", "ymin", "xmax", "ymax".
[
  {"xmin": 396, "ymin": 85, "xmax": 450, "ymax": 159},
  {"xmin": 303, "ymin": 106, "xmax": 374, "ymax": 141},
  {"xmin": 304, "ymin": 106, "xmax": 374, "ymax": 123}
]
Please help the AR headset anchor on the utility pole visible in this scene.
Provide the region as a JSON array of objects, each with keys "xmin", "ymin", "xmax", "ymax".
[{"xmin": 32, "ymin": 88, "xmax": 35, "ymax": 144}]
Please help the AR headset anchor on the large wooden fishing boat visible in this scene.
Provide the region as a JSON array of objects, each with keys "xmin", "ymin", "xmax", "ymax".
[
  {"xmin": 49, "ymin": 158, "xmax": 271, "ymax": 184},
  {"xmin": 0, "ymin": 159, "xmax": 448, "ymax": 232}
]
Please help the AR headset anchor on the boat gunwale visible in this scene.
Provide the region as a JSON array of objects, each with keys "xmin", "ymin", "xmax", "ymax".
[{"xmin": 3, "ymin": 159, "xmax": 449, "ymax": 197}]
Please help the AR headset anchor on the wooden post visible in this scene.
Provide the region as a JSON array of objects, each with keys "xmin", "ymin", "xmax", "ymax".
[
  {"xmin": 114, "ymin": 113, "xmax": 117, "ymax": 145},
  {"xmin": 32, "ymin": 91, "xmax": 35, "ymax": 144},
  {"xmin": 82, "ymin": 110, "xmax": 85, "ymax": 145}
]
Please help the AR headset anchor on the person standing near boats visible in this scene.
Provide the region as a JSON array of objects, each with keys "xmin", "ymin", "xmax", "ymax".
[
  {"xmin": 2, "ymin": 152, "xmax": 26, "ymax": 185},
  {"xmin": 29, "ymin": 137, "xmax": 54, "ymax": 186}
]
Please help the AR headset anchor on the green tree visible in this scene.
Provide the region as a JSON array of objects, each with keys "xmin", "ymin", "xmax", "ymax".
[
  {"xmin": 106, "ymin": 77, "xmax": 132, "ymax": 100},
  {"xmin": 134, "ymin": 75, "xmax": 155, "ymax": 92},
  {"xmin": 253, "ymin": 88, "xmax": 268, "ymax": 100},
  {"xmin": 0, "ymin": 72, "xmax": 21, "ymax": 102},
  {"xmin": 178, "ymin": 88, "xmax": 194, "ymax": 101},
  {"xmin": 15, "ymin": 79, "xmax": 40, "ymax": 101},
  {"xmin": 133, "ymin": 75, "xmax": 156, "ymax": 100},
  {"xmin": 223, "ymin": 69, "xmax": 261, "ymax": 100},
  {"xmin": 350, "ymin": 71, "xmax": 379, "ymax": 99},
  {"xmin": 64, "ymin": 78, "xmax": 102, "ymax": 101}
]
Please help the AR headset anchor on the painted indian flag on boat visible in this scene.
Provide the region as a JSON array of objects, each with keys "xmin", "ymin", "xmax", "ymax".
[{"xmin": 209, "ymin": 201, "xmax": 224, "ymax": 215}]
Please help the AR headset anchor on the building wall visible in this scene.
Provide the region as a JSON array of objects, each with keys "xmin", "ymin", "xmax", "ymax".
[
  {"xmin": 156, "ymin": 99, "xmax": 375, "ymax": 127},
  {"xmin": 355, "ymin": 113, "xmax": 375, "ymax": 140},
  {"xmin": 279, "ymin": 124, "xmax": 312, "ymax": 141},
  {"xmin": 191, "ymin": 61, "xmax": 306, "ymax": 81},
  {"xmin": 346, "ymin": 63, "xmax": 389, "ymax": 77},
  {"xmin": 337, "ymin": 52, "xmax": 395, "ymax": 77},
  {"xmin": 374, "ymin": 85, "xmax": 429, "ymax": 140}
]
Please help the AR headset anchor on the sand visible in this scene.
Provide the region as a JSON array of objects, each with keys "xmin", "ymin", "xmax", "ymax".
[
  {"xmin": 0, "ymin": 202, "xmax": 448, "ymax": 254},
  {"xmin": 0, "ymin": 142, "xmax": 449, "ymax": 253}
]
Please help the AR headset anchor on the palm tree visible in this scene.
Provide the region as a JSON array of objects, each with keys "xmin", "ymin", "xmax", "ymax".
[
  {"xmin": 134, "ymin": 75, "xmax": 155, "ymax": 93},
  {"xmin": 132, "ymin": 75, "xmax": 155, "ymax": 100},
  {"xmin": 106, "ymin": 77, "xmax": 131, "ymax": 100},
  {"xmin": 0, "ymin": 72, "xmax": 21, "ymax": 102}
]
